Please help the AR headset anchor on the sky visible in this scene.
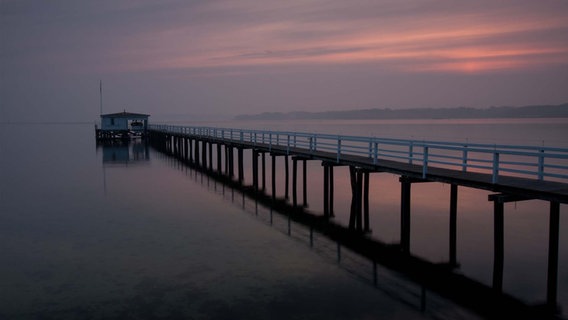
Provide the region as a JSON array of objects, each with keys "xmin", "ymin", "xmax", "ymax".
[{"xmin": 2, "ymin": 0, "xmax": 568, "ymax": 122}]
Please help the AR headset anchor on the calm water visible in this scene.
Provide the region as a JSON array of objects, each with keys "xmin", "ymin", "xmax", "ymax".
[{"xmin": 0, "ymin": 119, "xmax": 567, "ymax": 319}]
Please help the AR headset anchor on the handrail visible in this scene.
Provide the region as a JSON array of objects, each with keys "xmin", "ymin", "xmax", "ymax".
[{"xmin": 148, "ymin": 124, "xmax": 568, "ymax": 184}]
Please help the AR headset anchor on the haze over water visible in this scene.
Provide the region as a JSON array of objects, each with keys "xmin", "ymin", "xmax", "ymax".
[{"xmin": 1, "ymin": 118, "xmax": 566, "ymax": 319}]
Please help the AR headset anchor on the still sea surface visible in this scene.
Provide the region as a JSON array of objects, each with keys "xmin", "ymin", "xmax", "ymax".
[{"xmin": 0, "ymin": 118, "xmax": 567, "ymax": 319}]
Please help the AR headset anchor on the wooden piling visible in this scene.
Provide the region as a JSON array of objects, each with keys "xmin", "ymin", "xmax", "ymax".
[
  {"xmin": 324, "ymin": 164, "xmax": 329, "ymax": 216},
  {"xmin": 271, "ymin": 154, "xmax": 276, "ymax": 201},
  {"xmin": 195, "ymin": 140, "xmax": 200, "ymax": 166},
  {"xmin": 400, "ymin": 177, "xmax": 411, "ymax": 254},
  {"xmin": 285, "ymin": 155, "xmax": 289, "ymax": 199},
  {"xmin": 201, "ymin": 139, "xmax": 207, "ymax": 168},
  {"xmin": 262, "ymin": 152, "xmax": 266, "ymax": 191},
  {"xmin": 253, "ymin": 150, "xmax": 259, "ymax": 190},
  {"xmin": 217, "ymin": 143, "xmax": 222, "ymax": 172},
  {"xmin": 209, "ymin": 141, "xmax": 213, "ymax": 170},
  {"xmin": 228, "ymin": 146, "xmax": 234, "ymax": 177},
  {"xmin": 302, "ymin": 159, "xmax": 307, "ymax": 207},
  {"xmin": 547, "ymin": 201, "xmax": 560, "ymax": 309},
  {"xmin": 363, "ymin": 171, "xmax": 369, "ymax": 232},
  {"xmin": 292, "ymin": 158, "xmax": 298, "ymax": 206},
  {"xmin": 450, "ymin": 184, "xmax": 458, "ymax": 266},
  {"xmin": 238, "ymin": 147, "xmax": 244, "ymax": 183},
  {"xmin": 493, "ymin": 200, "xmax": 504, "ymax": 292}
]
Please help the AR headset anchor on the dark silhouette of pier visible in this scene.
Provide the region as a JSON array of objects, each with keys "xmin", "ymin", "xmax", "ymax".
[{"xmin": 148, "ymin": 125, "xmax": 567, "ymax": 319}]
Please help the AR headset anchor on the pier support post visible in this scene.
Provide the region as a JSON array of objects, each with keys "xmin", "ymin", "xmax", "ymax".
[
  {"xmin": 173, "ymin": 136, "xmax": 178, "ymax": 155},
  {"xmin": 293, "ymin": 158, "xmax": 298, "ymax": 206},
  {"xmin": 356, "ymin": 170, "xmax": 364, "ymax": 231},
  {"xmin": 400, "ymin": 176, "xmax": 412, "ymax": 254},
  {"xmin": 262, "ymin": 152, "xmax": 266, "ymax": 191},
  {"xmin": 217, "ymin": 143, "xmax": 222, "ymax": 173},
  {"xmin": 271, "ymin": 154, "xmax": 276, "ymax": 201},
  {"xmin": 488, "ymin": 193, "xmax": 535, "ymax": 294},
  {"xmin": 363, "ymin": 171, "xmax": 369, "ymax": 232},
  {"xmin": 303, "ymin": 159, "xmax": 307, "ymax": 207},
  {"xmin": 238, "ymin": 147, "xmax": 244, "ymax": 183},
  {"xmin": 228, "ymin": 146, "xmax": 234, "ymax": 177},
  {"xmin": 195, "ymin": 140, "xmax": 200, "ymax": 166},
  {"xmin": 209, "ymin": 141, "xmax": 213, "ymax": 170},
  {"xmin": 349, "ymin": 167, "xmax": 357, "ymax": 228},
  {"xmin": 348, "ymin": 169, "xmax": 369, "ymax": 231},
  {"xmin": 547, "ymin": 201, "xmax": 560, "ymax": 310},
  {"xmin": 189, "ymin": 139, "xmax": 193, "ymax": 163},
  {"xmin": 285, "ymin": 155, "xmax": 289, "ymax": 199},
  {"xmin": 324, "ymin": 164, "xmax": 329, "ymax": 217},
  {"xmin": 224, "ymin": 145, "xmax": 229, "ymax": 175},
  {"xmin": 450, "ymin": 184, "xmax": 458, "ymax": 266},
  {"xmin": 184, "ymin": 138, "xmax": 189, "ymax": 161},
  {"xmin": 292, "ymin": 157, "xmax": 310, "ymax": 208},
  {"xmin": 493, "ymin": 200, "xmax": 504, "ymax": 292},
  {"xmin": 252, "ymin": 150, "xmax": 259, "ymax": 190},
  {"xmin": 202, "ymin": 139, "xmax": 207, "ymax": 168}
]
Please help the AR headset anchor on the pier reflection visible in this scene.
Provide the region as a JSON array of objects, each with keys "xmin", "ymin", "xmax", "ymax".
[
  {"xmin": 97, "ymin": 139, "xmax": 150, "ymax": 165},
  {"xmin": 152, "ymin": 145, "xmax": 559, "ymax": 320}
]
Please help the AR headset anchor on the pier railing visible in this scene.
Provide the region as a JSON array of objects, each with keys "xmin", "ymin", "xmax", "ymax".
[{"xmin": 149, "ymin": 125, "xmax": 568, "ymax": 184}]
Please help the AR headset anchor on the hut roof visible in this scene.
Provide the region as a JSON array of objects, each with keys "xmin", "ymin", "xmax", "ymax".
[{"xmin": 100, "ymin": 111, "xmax": 150, "ymax": 119}]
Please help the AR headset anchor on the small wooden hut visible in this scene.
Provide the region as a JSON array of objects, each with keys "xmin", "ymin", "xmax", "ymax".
[{"xmin": 95, "ymin": 111, "xmax": 150, "ymax": 140}]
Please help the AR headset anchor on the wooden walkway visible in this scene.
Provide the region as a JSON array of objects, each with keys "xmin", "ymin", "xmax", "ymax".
[{"xmin": 219, "ymin": 137, "xmax": 568, "ymax": 204}]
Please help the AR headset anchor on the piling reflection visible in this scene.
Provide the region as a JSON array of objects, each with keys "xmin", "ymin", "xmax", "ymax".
[{"xmin": 150, "ymin": 140, "xmax": 560, "ymax": 320}]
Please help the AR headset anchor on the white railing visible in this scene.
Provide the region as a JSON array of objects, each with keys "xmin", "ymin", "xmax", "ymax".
[{"xmin": 149, "ymin": 124, "xmax": 568, "ymax": 184}]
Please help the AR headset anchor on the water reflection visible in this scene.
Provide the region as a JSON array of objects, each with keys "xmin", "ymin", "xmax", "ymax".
[{"xmin": 97, "ymin": 139, "xmax": 150, "ymax": 165}]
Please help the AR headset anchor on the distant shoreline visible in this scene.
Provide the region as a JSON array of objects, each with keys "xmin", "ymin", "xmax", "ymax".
[{"xmin": 235, "ymin": 103, "xmax": 568, "ymax": 121}]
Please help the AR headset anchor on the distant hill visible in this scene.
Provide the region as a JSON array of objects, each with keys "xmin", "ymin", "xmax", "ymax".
[{"xmin": 235, "ymin": 103, "xmax": 568, "ymax": 120}]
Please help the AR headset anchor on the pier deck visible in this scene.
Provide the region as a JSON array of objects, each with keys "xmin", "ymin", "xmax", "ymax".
[{"xmin": 241, "ymin": 140, "xmax": 568, "ymax": 203}]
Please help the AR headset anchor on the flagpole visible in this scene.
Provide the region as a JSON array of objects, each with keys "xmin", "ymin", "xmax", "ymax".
[{"xmin": 99, "ymin": 80, "xmax": 103, "ymax": 115}]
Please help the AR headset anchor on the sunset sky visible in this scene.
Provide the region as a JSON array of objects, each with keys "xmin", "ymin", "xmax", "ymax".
[{"xmin": 2, "ymin": 0, "xmax": 568, "ymax": 122}]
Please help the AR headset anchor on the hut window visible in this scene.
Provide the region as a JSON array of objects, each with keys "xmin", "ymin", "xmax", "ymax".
[{"xmin": 110, "ymin": 118, "xmax": 115, "ymax": 125}]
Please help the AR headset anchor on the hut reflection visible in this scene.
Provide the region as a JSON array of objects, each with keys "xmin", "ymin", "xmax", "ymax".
[{"xmin": 97, "ymin": 139, "xmax": 150, "ymax": 165}]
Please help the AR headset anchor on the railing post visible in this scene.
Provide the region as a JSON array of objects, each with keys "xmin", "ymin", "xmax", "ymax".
[
  {"xmin": 313, "ymin": 135, "xmax": 317, "ymax": 151},
  {"xmin": 373, "ymin": 142, "xmax": 378, "ymax": 165},
  {"xmin": 337, "ymin": 137, "xmax": 341, "ymax": 163},
  {"xmin": 538, "ymin": 149, "xmax": 544, "ymax": 180},
  {"xmin": 287, "ymin": 135, "xmax": 290, "ymax": 155},
  {"xmin": 462, "ymin": 147, "xmax": 468, "ymax": 172},
  {"xmin": 409, "ymin": 142, "xmax": 414, "ymax": 164},
  {"xmin": 368, "ymin": 142, "xmax": 373, "ymax": 159},
  {"xmin": 492, "ymin": 152, "xmax": 500, "ymax": 183},
  {"xmin": 422, "ymin": 146, "xmax": 428, "ymax": 178},
  {"xmin": 240, "ymin": 131, "xmax": 243, "ymax": 142},
  {"xmin": 269, "ymin": 133, "xmax": 272, "ymax": 151}
]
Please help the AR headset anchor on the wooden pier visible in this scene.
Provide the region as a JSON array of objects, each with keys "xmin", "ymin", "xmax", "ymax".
[{"xmin": 148, "ymin": 125, "xmax": 568, "ymax": 319}]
